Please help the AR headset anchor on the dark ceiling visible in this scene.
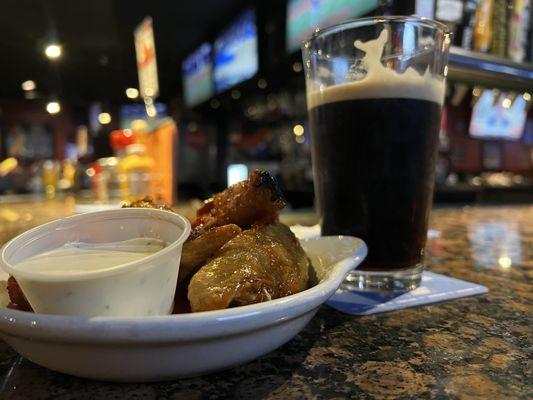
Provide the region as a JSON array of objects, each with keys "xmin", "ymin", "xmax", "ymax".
[{"xmin": 0, "ymin": 0, "xmax": 247, "ymax": 104}]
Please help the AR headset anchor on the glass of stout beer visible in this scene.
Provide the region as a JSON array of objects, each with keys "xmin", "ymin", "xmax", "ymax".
[{"xmin": 302, "ymin": 16, "xmax": 450, "ymax": 292}]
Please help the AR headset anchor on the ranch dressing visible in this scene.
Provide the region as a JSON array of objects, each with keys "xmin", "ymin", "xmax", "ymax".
[{"xmin": 14, "ymin": 238, "xmax": 165, "ymax": 276}]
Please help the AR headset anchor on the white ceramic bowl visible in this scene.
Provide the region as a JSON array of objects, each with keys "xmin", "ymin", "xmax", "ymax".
[
  {"xmin": 0, "ymin": 209, "xmax": 191, "ymax": 317},
  {"xmin": 0, "ymin": 235, "xmax": 366, "ymax": 382}
]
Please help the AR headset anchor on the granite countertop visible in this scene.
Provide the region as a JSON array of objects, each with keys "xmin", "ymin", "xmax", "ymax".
[{"xmin": 0, "ymin": 199, "xmax": 531, "ymax": 399}]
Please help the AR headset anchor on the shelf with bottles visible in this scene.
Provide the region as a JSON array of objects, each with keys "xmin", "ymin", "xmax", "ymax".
[
  {"xmin": 422, "ymin": 0, "xmax": 533, "ymax": 91},
  {"xmin": 447, "ymin": 46, "xmax": 533, "ymax": 91}
]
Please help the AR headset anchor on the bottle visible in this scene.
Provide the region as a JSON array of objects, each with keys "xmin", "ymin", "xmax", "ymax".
[
  {"xmin": 415, "ymin": 0, "xmax": 436, "ymax": 19},
  {"xmin": 378, "ymin": 0, "xmax": 394, "ymax": 15},
  {"xmin": 491, "ymin": 0, "xmax": 509, "ymax": 56},
  {"xmin": 387, "ymin": 0, "xmax": 434, "ymax": 18},
  {"xmin": 110, "ymin": 129, "xmax": 137, "ymax": 200},
  {"xmin": 110, "ymin": 129, "xmax": 136, "ymax": 158},
  {"xmin": 118, "ymin": 144, "xmax": 155, "ymax": 201},
  {"xmin": 436, "ymin": 0, "xmax": 465, "ymax": 25},
  {"xmin": 526, "ymin": 2, "xmax": 533, "ymax": 63},
  {"xmin": 458, "ymin": 0, "xmax": 481, "ymax": 50},
  {"xmin": 473, "ymin": 0, "xmax": 495, "ymax": 52},
  {"xmin": 42, "ymin": 160, "xmax": 59, "ymax": 198},
  {"xmin": 508, "ymin": 0, "xmax": 531, "ymax": 62},
  {"xmin": 436, "ymin": 0, "xmax": 464, "ymax": 42}
]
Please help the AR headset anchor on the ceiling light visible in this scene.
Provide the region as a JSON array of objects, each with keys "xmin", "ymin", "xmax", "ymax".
[
  {"xmin": 293, "ymin": 124, "xmax": 304, "ymax": 136},
  {"xmin": 21, "ymin": 80, "xmax": 36, "ymax": 91},
  {"xmin": 125, "ymin": 88, "xmax": 139, "ymax": 99},
  {"xmin": 257, "ymin": 79, "xmax": 267, "ymax": 89},
  {"xmin": 46, "ymin": 101, "xmax": 61, "ymax": 114},
  {"xmin": 98, "ymin": 112, "xmax": 112, "ymax": 124},
  {"xmin": 523, "ymin": 92, "xmax": 531, "ymax": 101},
  {"xmin": 45, "ymin": 44, "xmax": 62, "ymax": 59}
]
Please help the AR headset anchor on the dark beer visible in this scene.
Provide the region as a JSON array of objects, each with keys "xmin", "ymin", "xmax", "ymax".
[{"xmin": 309, "ymin": 96, "xmax": 442, "ymax": 270}]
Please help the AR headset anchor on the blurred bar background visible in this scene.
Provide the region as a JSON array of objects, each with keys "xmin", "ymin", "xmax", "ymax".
[{"xmin": 0, "ymin": 0, "xmax": 532, "ymax": 208}]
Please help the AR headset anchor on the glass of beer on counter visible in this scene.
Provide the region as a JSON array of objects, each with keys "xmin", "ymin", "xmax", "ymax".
[
  {"xmin": 42, "ymin": 160, "xmax": 60, "ymax": 199},
  {"xmin": 302, "ymin": 16, "xmax": 450, "ymax": 292}
]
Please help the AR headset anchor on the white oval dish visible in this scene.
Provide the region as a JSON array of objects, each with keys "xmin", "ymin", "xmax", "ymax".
[
  {"xmin": 0, "ymin": 209, "xmax": 191, "ymax": 317},
  {"xmin": 0, "ymin": 235, "xmax": 366, "ymax": 382},
  {"xmin": 73, "ymin": 204, "xmax": 121, "ymax": 214}
]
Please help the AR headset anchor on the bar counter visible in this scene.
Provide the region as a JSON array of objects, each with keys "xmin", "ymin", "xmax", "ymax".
[{"xmin": 0, "ymin": 198, "xmax": 531, "ymax": 399}]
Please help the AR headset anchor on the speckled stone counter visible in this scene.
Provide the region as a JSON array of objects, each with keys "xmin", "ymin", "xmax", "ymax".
[{"xmin": 0, "ymin": 200, "xmax": 531, "ymax": 399}]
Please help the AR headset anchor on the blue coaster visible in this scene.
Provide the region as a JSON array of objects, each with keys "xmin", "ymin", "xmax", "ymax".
[{"xmin": 326, "ymin": 271, "xmax": 488, "ymax": 316}]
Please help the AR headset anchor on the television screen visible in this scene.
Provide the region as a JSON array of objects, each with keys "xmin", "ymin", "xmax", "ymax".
[
  {"xmin": 286, "ymin": 0, "xmax": 378, "ymax": 53},
  {"xmin": 213, "ymin": 9, "xmax": 258, "ymax": 93},
  {"xmin": 469, "ymin": 91, "xmax": 527, "ymax": 140},
  {"xmin": 182, "ymin": 43, "xmax": 215, "ymax": 107}
]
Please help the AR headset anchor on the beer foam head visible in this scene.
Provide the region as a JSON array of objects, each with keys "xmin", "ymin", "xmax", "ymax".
[{"xmin": 307, "ymin": 30, "xmax": 445, "ymax": 109}]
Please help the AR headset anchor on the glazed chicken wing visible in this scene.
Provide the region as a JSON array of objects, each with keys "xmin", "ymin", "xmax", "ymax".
[
  {"xmin": 191, "ymin": 170, "xmax": 285, "ymax": 239},
  {"xmin": 179, "ymin": 224, "xmax": 241, "ymax": 283},
  {"xmin": 7, "ymin": 276, "xmax": 32, "ymax": 311},
  {"xmin": 188, "ymin": 222, "xmax": 309, "ymax": 312},
  {"xmin": 123, "ymin": 196, "xmax": 173, "ymax": 211}
]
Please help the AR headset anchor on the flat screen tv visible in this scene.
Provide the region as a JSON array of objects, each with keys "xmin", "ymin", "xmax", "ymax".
[
  {"xmin": 213, "ymin": 9, "xmax": 258, "ymax": 93},
  {"xmin": 469, "ymin": 91, "xmax": 527, "ymax": 140},
  {"xmin": 182, "ymin": 43, "xmax": 215, "ymax": 107},
  {"xmin": 286, "ymin": 0, "xmax": 378, "ymax": 53}
]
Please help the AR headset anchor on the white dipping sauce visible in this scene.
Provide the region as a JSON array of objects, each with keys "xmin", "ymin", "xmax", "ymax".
[
  {"xmin": 14, "ymin": 238, "xmax": 165, "ymax": 276},
  {"xmin": 1, "ymin": 207, "xmax": 190, "ymax": 317}
]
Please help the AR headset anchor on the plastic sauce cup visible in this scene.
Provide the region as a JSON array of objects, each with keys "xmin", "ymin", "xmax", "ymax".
[{"xmin": 1, "ymin": 208, "xmax": 191, "ymax": 317}]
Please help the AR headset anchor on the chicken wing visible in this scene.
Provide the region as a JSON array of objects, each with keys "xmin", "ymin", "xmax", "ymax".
[
  {"xmin": 179, "ymin": 224, "xmax": 241, "ymax": 283},
  {"xmin": 190, "ymin": 170, "xmax": 285, "ymax": 239},
  {"xmin": 123, "ymin": 196, "xmax": 173, "ymax": 211},
  {"xmin": 188, "ymin": 222, "xmax": 309, "ymax": 312},
  {"xmin": 7, "ymin": 276, "xmax": 32, "ymax": 311}
]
